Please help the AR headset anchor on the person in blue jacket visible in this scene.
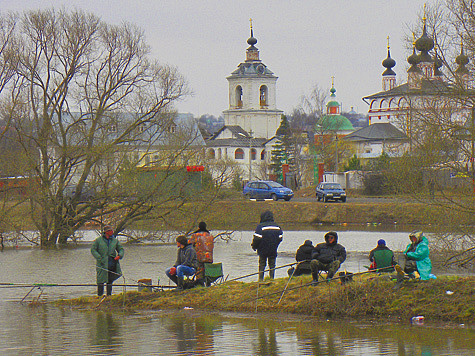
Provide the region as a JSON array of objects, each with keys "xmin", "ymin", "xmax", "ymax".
[
  {"xmin": 402, "ymin": 230, "xmax": 436, "ymax": 280},
  {"xmin": 251, "ymin": 210, "xmax": 283, "ymax": 281}
]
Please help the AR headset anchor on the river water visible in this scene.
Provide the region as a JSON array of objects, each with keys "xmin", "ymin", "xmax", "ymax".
[{"xmin": 0, "ymin": 230, "xmax": 473, "ymax": 355}]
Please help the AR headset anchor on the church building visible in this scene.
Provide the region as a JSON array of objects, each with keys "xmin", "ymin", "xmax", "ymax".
[{"xmin": 206, "ymin": 22, "xmax": 283, "ymax": 181}]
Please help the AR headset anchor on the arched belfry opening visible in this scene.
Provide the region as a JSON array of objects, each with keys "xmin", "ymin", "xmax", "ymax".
[
  {"xmin": 259, "ymin": 85, "xmax": 268, "ymax": 107},
  {"xmin": 235, "ymin": 86, "xmax": 243, "ymax": 108}
]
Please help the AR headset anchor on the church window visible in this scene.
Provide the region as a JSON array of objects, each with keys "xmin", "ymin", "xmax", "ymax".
[
  {"xmin": 250, "ymin": 148, "xmax": 256, "ymax": 160},
  {"xmin": 235, "ymin": 148, "xmax": 244, "ymax": 160},
  {"xmin": 259, "ymin": 85, "xmax": 268, "ymax": 106},
  {"xmin": 235, "ymin": 86, "xmax": 243, "ymax": 108},
  {"xmin": 260, "ymin": 150, "xmax": 265, "ymax": 160},
  {"xmin": 208, "ymin": 149, "xmax": 215, "ymax": 159}
]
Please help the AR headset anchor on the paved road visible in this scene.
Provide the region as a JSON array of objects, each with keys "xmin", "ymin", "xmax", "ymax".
[{"xmin": 291, "ymin": 196, "xmax": 407, "ymax": 204}]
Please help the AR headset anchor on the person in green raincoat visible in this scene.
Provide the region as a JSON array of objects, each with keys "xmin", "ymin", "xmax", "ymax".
[
  {"xmin": 402, "ymin": 230, "xmax": 436, "ymax": 280},
  {"xmin": 91, "ymin": 225, "xmax": 124, "ymax": 296}
]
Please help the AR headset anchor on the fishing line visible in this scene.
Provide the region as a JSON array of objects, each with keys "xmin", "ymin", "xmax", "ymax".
[{"xmin": 234, "ymin": 265, "xmax": 396, "ymax": 306}]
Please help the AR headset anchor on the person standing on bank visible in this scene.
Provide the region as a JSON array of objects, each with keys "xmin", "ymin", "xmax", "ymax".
[
  {"xmin": 91, "ymin": 225, "xmax": 124, "ymax": 297},
  {"xmin": 251, "ymin": 210, "xmax": 283, "ymax": 281},
  {"xmin": 310, "ymin": 231, "xmax": 346, "ymax": 283},
  {"xmin": 165, "ymin": 235, "xmax": 198, "ymax": 290}
]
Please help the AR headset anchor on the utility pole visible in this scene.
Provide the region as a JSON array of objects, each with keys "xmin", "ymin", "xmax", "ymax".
[{"xmin": 249, "ymin": 130, "xmax": 253, "ymax": 181}]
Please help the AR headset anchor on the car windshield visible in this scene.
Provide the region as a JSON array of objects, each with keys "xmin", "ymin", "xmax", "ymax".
[
  {"xmin": 323, "ymin": 183, "xmax": 342, "ymax": 190},
  {"xmin": 267, "ymin": 182, "xmax": 284, "ymax": 188}
]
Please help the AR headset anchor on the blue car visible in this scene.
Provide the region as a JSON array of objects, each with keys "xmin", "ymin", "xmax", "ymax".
[
  {"xmin": 316, "ymin": 182, "xmax": 346, "ymax": 202},
  {"xmin": 243, "ymin": 180, "xmax": 294, "ymax": 201}
]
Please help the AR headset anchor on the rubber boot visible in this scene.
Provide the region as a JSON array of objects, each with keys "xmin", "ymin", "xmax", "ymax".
[
  {"xmin": 311, "ymin": 272, "xmax": 319, "ymax": 285},
  {"xmin": 176, "ymin": 276, "xmax": 184, "ymax": 291},
  {"xmin": 106, "ymin": 283, "xmax": 113, "ymax": 296}
]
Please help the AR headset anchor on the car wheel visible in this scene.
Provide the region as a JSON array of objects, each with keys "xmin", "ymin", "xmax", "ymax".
[
  {"xmin": 340, "ymin": 197, "xmax": 346, "ymax": 202},
  {"xmin": 324, "ymin": 196, "xmax": 329, "ymax": 202},
  {"xmin": 271, "ymin": 194, "xmax": 278, "ymax": 201},
  {"xmin": 244, "ymin": 193, "xmax": 251, "ymax": 200},
  {"xmin": 317, "ymin": 195, "xmax": 321, "ymax": 201}
]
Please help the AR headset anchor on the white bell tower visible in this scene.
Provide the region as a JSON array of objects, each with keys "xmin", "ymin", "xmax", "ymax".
[{"xmin": 223, "ymin": 20, "xmax": 283, "ymax": 139}]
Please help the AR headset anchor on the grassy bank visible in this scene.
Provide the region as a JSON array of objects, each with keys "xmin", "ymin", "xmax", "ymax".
[
  {"xmin": 58, "ymin": 275, "xmax": 475, "ymax": 325},
  {"xmin": 139, "ymin": 199, "xmax": 474, "ymax": 232}
]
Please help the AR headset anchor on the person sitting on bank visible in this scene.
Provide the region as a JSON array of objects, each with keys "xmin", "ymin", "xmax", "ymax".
[
  {"xmin": 188, "ymin": 221, "xmax": 214, "ymax": 285},
  {"xmin": 288, "ymin": 240, "xmax": 313, "ymax": 277},
  {"xmin": 165, "ymin": 235, "xmax": 198, "ymax": 290},
  {"xmin": 91, "ymin": 225, "xmax": 124, "ymax": 297},
  {"xmin": 399, "ymin": 230, "xmax": 436, "ymax": 281},
  {"xmin": 368, "ymin": 239, "xmax": 396, "ymax": 271},
  {"xmin": 310, "ymin": 231, "xmax": 346, "ymax": 283}
]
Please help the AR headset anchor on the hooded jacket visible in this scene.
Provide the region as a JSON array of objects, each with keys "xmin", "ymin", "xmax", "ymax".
[
  {"xmin": 175, "ymin": 243, "xmax": 198, "ymax": 269},
  {"xmin": 311, "ymin": 232, "xmax": 346, "ymax": 265},
  {"xmin": 296, "ymin": 240, "xmax": 314, "ymax": 262},
  {"xmin": 91, "ymin": 233, "xmax": 124, "ymax": 284},
  {"xmin": 251, "ymin": 211, "xmax": 283, "ymax": 258},
  {"xmin": 404, "ymin": 234, "xmax": 434, "ymax": 280}
]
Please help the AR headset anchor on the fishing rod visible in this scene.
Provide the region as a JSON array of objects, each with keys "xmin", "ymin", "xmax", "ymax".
[
  {"xmin": 0, "ymin": 283, "xmax": 176, "ymax": 289},
  {"xmin": 235, "ymin": 265, "xmax": 396, "ymax": 306},
  {"xmin": 224, "ymin": 261, "xmax": 298, "ymax": 283}
]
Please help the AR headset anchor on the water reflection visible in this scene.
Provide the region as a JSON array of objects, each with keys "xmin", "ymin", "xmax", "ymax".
[
  {"xmin": 0, "ymin": 306, "xmax": 473, "ymax": 355},
  {"xmin": 92, "ymin": 311, "xmax": 122, "ymax": 354}
]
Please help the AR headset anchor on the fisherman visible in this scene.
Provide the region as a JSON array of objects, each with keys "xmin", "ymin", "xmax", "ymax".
[
  {"xmin": 165, "ymin": 235, "xmax": 198, "ymax": 290},
  {"xmin": 188, "ymin": 221, "xmax": 214, "ymax": 286},
  {"xmin": 368, "ymin": 239, "xmax": 396, "ymax": 270},
  {"xmin": 288, "ymin": 240, "xmax": 313, "ymax": 277},
  {"xmin": 310, "ymin": 231, "xmax": 346, "ymax": 283},
  {"xmin": 397, "ymin": 230, "xmax": 436, "ymax": 281},
  {"xmin": 91, "ymin": 225, "xmax": 124, "ymax": 297},
  {"xmin": 251, "ymin": 210, "xmax": 283, "ymax": 281}
]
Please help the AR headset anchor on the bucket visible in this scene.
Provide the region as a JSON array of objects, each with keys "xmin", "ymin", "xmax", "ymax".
[{"xmin": 138, "ymin": 278, "xmax": 152, "ymax": 292}]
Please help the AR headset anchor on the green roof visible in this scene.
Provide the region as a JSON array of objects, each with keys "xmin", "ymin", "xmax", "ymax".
[
  {"xmin": 317, "ymin": 114, "xmax": 354, "ymax": 131},
  {"xmin": 326, "ymin": 100, "xmax": 340, "ymax": 107}
]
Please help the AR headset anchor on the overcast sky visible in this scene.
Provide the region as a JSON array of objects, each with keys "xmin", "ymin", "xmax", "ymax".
[{"xmin": 1, "ymin": 0, "xmax": 435, "ymax": 117}]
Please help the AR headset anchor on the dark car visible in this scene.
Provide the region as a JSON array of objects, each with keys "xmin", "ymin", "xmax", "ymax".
[
  {"xmin": 243, "ymin": 180, "xmax": 294, "ymax": 201},
  {"xmin": 64, "ymin": 183, "xmax": 95, "ymax": 203},
  {"xmin": 315, "ymin": 182, "xmax": 346, "ymax": 202}
]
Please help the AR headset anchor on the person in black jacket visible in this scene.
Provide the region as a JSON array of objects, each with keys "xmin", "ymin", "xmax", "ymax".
[
  {"xmin": 251, "ymin": 210, "xmax": 283, "ymax": 281},
  {"xmin": 288, "ymin": 240, "xmax": 313, "ymax": 277},
  {"xmin": 310, "ymin": 231, "xmax": 346, "ymax": 282}
]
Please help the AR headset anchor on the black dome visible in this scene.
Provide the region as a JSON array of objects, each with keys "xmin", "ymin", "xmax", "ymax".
[
  {"xmin": 407, "ymin": 47, "xmax": 420, "ymax": 65},
  {"xmin": 415, "ymin": 24, "xmax": 434, "ymax": 52},
  {"xmin": 247, "ymin": 35, "xmax": 257, "ymax": 46},
  {"xmin": 382, "ymin": 49, "xmax": 396, "ymax": 69}
]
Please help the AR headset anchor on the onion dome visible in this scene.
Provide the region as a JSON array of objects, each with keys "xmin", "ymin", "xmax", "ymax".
[
  {"xmin": 382, "ymin": 49, "xmax": 396, "ymax": 76},
  {"xmin": 245, "ymin": 19, "xmax": 260, "ymax": 62},
  {"xmin": 455, "ymin": 43, "xmax": 470, "ymax": 75},
  {"xmin": 407, "ymin": 43, "xmax": 422, "ymax": 73},
  {"xmin": 415, "ymin": 13, "xmax": 434, "ymax": 62},
  {"xmin": 247, "ymin": 31, "xmax": 257, "ymax": 47}
]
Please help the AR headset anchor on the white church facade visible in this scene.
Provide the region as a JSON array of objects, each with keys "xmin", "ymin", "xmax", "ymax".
[{"xmin": 206, "ymin": 23, "xmax": 283, "ymax": 181}]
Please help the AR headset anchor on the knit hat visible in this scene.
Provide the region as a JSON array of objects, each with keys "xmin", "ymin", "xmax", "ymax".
[
  {"xmin": 176, "ymin": 235, "xmax": 188, "ymax": 246},
  {"xmin": 377, "ymin": 239, "xmax": 386, "ymax": 246},
  {"xmin": 103, "ymin": 225, "xmax": 113, "ymax": 233},
  {"xmin": 198, "ymin": 221, "xmax": 207, "ymax": 230}
]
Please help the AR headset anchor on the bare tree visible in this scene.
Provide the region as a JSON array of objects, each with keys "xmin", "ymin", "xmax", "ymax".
[{"xmin": 0, "ymin": 9, "xmax": 196, "ymax": 246}]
